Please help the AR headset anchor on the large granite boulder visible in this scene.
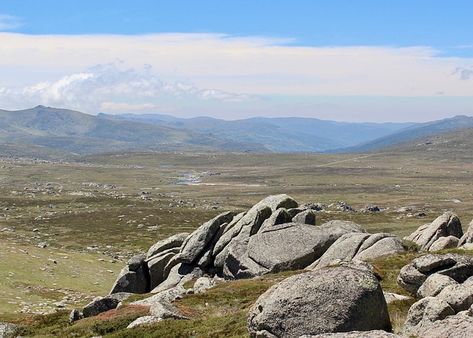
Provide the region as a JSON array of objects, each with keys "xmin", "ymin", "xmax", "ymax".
[
  {"xmin": 147, "ymin": 248, "xmax": 179, "ymax": 289},
  {"xmin": 312, "ymin": 232, "xmax": 404, "ymax": 269},
  {"xmin": 405, "ymin": 212, "xmax": 463, "ymax": 251},
  {"xmin": 417, "ymin": 273, "xmax": 458, "ymax": 298},
  {"xmin": 146, "ymin": 233, "xmax": 189, "ymax": 259},
  {"xmin": 83, "ymin": 292, "xmax": 132, "ymax": 317},
  {"xmin": 403, "ymin": 296, "xmax": 455, "ymax": 337},
  {"xmin": 177, "ymin": 211, "xmax": 235, "ymax": 264},
  {"xmin": 110, "ymin": 254, "xmax": 149, "ymax": 294},
  {"xmin": 413, "ymin": 313, "xmax": 473, "ymax": 338},
  {"xmin": 247, "ymin": 266, "xmax": 391, "ymax": 337},
  {"xmin": 246, "ymin": 223, "xmax": 359, "ymax": 274},
  {"xmin": 429, "ymin": 235, "xmax": 460, "ymax": 252},
  {"xmin": 459, "ymin": 220, "xmax": 473, "ymax": 247}
]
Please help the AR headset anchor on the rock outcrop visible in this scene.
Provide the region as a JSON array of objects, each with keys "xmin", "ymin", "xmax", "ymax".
[
  {"xmin": 397, "ymin": 253, "xmax": 473, "ymax": 294},
  {"xmin": 400, "ymin": 253, "xmax": 473, "ymax": 337},
  {"xmin": 404, "ymin": 212, "xmax": 462, "ymax": 251},
  {"xmin": 247, "ymin": 265, "xmax": 391, "ymax": 337},
  {"xmin": 311, "ymin": 232, "xmax": 404, "ymax": 269}
]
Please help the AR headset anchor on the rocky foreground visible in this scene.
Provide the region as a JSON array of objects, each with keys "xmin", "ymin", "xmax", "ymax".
[{"xmin": 4, "ymin": 194, "xmax": 473, "ymax": 337}]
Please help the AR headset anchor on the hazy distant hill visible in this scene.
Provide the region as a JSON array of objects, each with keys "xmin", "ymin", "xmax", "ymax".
[
  {"xmin": 339, "ymin": 115, "xmax": 473, "ymax": 153},
  {"xmin": 384, "ymin": 127, "xmax": 473, "ymax": 162},
  {"xmin": 101, "ymin": 113, "xmax": 414, "ymax": 152},
  {"xmin": 0, "ymin": 106, "xmax": 267, "ymax": 157}
]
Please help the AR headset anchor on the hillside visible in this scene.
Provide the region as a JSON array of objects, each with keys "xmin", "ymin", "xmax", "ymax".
[
  {"xmin": 339, "ymin": 115, "xmax": 473, "ymax": 153},
  {"xmin": 102, "ymin": 113, "xmax": 414, "ymax": 152},
  {"xmin": 0, "ymin": 106, "xmax": 267, "ymax": 157},
  {"xmin": 386, "ymin": 127, "xmax": 473, "ymax": 161}
]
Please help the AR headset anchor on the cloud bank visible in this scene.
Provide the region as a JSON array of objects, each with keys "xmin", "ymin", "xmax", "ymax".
[{"xmin": 0, "ymin": 32, "xmax": 472, "ymax": 120}]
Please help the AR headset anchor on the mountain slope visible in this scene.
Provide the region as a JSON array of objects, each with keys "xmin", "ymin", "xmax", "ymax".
[
  {"xmin": 339, "ymin": 115, "xmax": 473, "ymax": 153},
  {"xmin": 0, "ymin": 106, "xmax": 267, "ymax": 156},
  {"xmin": 102, "ymin": 113, "xmax": 414, "ymax": 152}
]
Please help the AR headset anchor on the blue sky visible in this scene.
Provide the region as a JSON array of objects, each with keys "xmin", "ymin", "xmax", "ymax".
[
  {"xmin": 0, "ymin": 1, "xmax": 472, "ymax": 121},
  {"xmin": 2, "ymin": 0, "xmax": 473, "ymax": 52}
]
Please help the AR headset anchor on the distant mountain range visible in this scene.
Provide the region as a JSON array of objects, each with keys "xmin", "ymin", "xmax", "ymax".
[
  {"xmin": 0, "ymin": 105, "xmax": 472, "ymax": 158},
  {"xmin": 99, "ymin": 112, "xmax": 413, "ymax": 152}
]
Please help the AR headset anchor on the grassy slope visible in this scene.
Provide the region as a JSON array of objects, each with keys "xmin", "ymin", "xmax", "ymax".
[{"xmin": 2, "ymin": 148, "xmax": 473, "ymax": 335}]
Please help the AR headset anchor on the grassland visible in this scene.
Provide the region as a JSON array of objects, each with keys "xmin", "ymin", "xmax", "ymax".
[{"xmin": 2, "ymin": 148, "xmax": 473, "ymax": 335}]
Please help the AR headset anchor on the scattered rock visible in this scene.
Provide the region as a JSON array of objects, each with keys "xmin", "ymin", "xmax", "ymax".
[
  {"xmin": 0, "ymin": 323, "xmax": 17, "ymax": 338},
  {"xmin": 127, "ymin": 315, "xmax": 162, "ymax": 329},
  {"xmin": 83, "ymin": 293, "xmax": 132, "ymax": 318},
  {"xmin": 300, "ymin": 331, "xmax": 400, "ymax": 338}
]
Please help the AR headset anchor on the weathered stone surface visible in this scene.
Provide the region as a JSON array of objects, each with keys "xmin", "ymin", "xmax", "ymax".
[
  {"xmin": 151, "ymin": 263, "xmax": 202, "ymax": 294},
  {"xmin": 110, "ymin": 255, "xmax": 149, "ymax": 294},
  {"xmin": 212, "ymin": 195, "xmax": 298, "ymax": 263},
  {"xmin": 405, "ymin": 212, "xmax": 462, "ymax": 251},
  {"xmin": 415, "ymin": 314, "xmax": 473, "ymax": 338},
  {"xmin": 317, "ymin": 220, "xmax": 365, "ymax": 235},
  {"xmin": 0, "ymin": 323, "xmax": 17, "ymax": 338},
  {"xmin": 247, "ymin": 223, "xmax": 339, "ymax": 273},
  {"xmin": 398, "ymin": 254, "xmax": 473, "ymax": 294},
  {"xmin": 147, "ymin": 249, "xmax": 178, "ymax": 289},
  {"xmin": 69, "ymin": 309, "xmax": 83, "ymax": 323},
  {"xmin": 437, "ymin": 283, "xmax": 473, "ymax": 312},
  {"xmin": 223, "ymin": 238, "xmax": 269, "ymax": 279},
  {"xmin": 313, "ymin": 233, "xmax": 404, "ymax": 269},
  {"xmin": 459, "ymin": 220, "xmax": 473, "ymax": 247},
  {"xmin": 146, "ymin": 233, "xmax": 188, "ymax": 260},
  {"xmin": 417, "ymin": 273, "xmax": 458, "ymax": 298},
  {"xmin": 128, "ymin": 254, "xmax": 147, "ymax": 271},
  {"xmin": 429, "ymin": 235, "xmax": 459, "ymax": 252},
  {"xmin": 292, "ymin": 209, "xmax": 316, "ymax": 225},
  {"xmin": 248, "ymin": 266, "xmax": 391, "ymax": 338},
  {"xmin": 383, "ymin": 292, "xmax": 412, "ymax": 304},
  {"xmin": 403, "ymin": 297, "xmax": 455, "ymax": 336},
  {"xmin": 300, "ymin": 331, "xmax": 400, "ymax": 338},
  {"xmin": 212, "ymin": 207, "xmax": 271, "ymax": 266},
  {"xmin": 191, "ymin": 276, "xmax": 217, "ymax": 294},
  {"xmin": 83, "ymin": 292, "xmax": 132, "ymax": 317},
  {"xmin": 258, "ymin": 208, "xmax": 291, "ymax": 232},
  {"xmin": 177, "ymin": 211, "xmax": 235, "ymax": 264},
  {"xmin": 127, "ymin": 315, "xmax": 162, "ymax": 329}
]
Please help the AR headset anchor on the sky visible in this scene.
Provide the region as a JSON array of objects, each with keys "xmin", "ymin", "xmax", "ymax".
[{"xmin": 0, "ymin": 0, "xmax": 472, "ymax": 122}]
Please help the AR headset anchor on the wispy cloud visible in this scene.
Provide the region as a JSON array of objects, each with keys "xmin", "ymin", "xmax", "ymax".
[{"xmin": 0, "ymin": 14, "xmax": 22, "ymax": 31}]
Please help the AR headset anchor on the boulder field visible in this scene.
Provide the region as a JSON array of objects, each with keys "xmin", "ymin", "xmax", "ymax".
[{"xmin": 70, "ymin": 195, "xmax": 473, "ymax": 337}]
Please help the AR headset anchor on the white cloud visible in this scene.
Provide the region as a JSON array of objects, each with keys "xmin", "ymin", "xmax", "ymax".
[
  {"xmin": 0, "ymin": 63, "xmax": 255, "ymax": 114},
  {"xmin": 0, "ymin": 32, "xmax": 472, "ymax": 120},
  {"xmin": 0, "ymin": 15, "xmax": 22, "ymax": 31}
]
